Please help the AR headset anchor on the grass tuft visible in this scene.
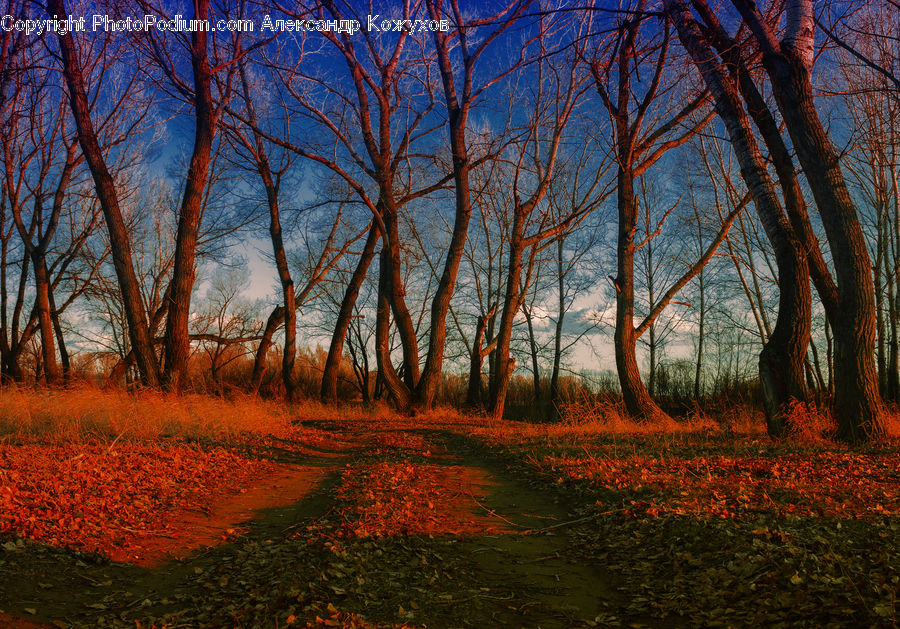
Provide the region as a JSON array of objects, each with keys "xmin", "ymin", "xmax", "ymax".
[{"xmin": 0, "ymin": 385, "xmax": 296, "ymax": 442}]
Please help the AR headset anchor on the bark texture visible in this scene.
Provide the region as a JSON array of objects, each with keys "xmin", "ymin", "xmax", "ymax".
[
  {"xmin": 250, "ymin": 305, "xmax": 285, "ymax": 393},
  {"xmin": 164, "ymin": 0, "xmax": 215, "ymax": 391},
  {"xmin": 731, "ymin": 0, "xmax": 884, "ymax": 442},
  {"xmin": 51, "ymin": 0, "xmax": 160, "ymax": 386},
  {"xmin": 667, "ymin": 0, "xmax": 811, "ymax": 436},
  {"xmin": 321, "ymin": 224, "xmax": 379, "ymax": 402}
]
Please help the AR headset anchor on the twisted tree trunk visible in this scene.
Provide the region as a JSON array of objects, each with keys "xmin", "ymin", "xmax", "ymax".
[
  {"xmin": 614, "ymin": 163, "xmax": 669, "ymax": 422},
  {"xmin": 668, "ymin": 0, "xmax": 811, "ymax": 437},
  {"xmin": 321, "ymin": 224, "xmax": 379, "ymax": 402},
  {"xmin": 730, "ymin": 0, "xmax": 884, "ymax": 442},
  {"xmin": 250, "ymin": 305, "xmax": 284, "ymax": 394}
]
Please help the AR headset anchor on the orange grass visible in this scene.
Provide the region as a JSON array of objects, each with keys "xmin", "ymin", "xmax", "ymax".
[
  {"xmin": 0, "ymin": 386, "xmax": 297, "ymax": 441},
  {"xmin": 468, "ymin": 398, "xmax": 900, "ymax": 447},
  {"xmin": 0, "ymin": 386, "xmax": 436, "ymax": 442},
  {"xmin": 467, "ymin": 413, "xmax": 725, "ymax": 449}
]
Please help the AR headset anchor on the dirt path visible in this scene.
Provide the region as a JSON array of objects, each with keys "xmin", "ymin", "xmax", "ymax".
[
  {"xmin": 0, "ymin": 435, "xmax": 356, "ymax": 628},
  {"xmin": 107, "ymin": 464, "xmax": 334, "ymax": 567},
  {"xmin": 0, "ymin": 424, "xmax": 620, "ymax": 628},
  {"xmin": 422, "ymin": 430, "xmax": 620, "ymax": 627}
]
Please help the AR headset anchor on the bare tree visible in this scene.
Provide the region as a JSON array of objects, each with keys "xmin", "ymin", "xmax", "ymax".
[
  {"xmin": 588, "ymin": 1, "xmax": 717, "ymax": 422},
  {"xmin": 819, "ymin": 0, "xmax": 900, "ymax": 97},
  {"xmin": 126, "ymin": 0, "xmax": 237, "ymax": 390},
  {"xmin": 1, "ymin": 50, "xmax": 82, "ymax": 383},
  {"xmin": 321, "ymin": 223, "xmax": 379, "ymax": 402},
  {"xmin": 666, "ymin": 0, "xmax": 816, "ymax": 437},
  {"xmin": 412, "ymin": 0, "xmax": 527, "ymax": 408},
  {"xmin": 191, "ymin": 263, "xmax": 264, "ymax": 392},
  {"xmin": 486, "ymin": 11, "xmax": 599, "ymax": 419},
  {"xmin": 49, "ymin": 0, "xmax": 161, "ymax": 386},
  {"xmin": 728, "ymin": 0, "xmax": 884, "ymax": 442},
  {"xmin": 839, "ymin": 15, "xmax": 900, "ymax": 402},
  {"xmin": 226, "ymin": 58, "xmax": 299, "ymax": 399}
]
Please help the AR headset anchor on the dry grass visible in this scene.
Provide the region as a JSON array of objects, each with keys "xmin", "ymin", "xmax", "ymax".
[
  {"xmin": 469, "ymin": 395, "xmax": 900, "ymax": 452},
  {"xmin": 0, "ymin": 385, "xmax": 482, "ymax": 444},
  {"xmin": 557, "ymin": 395, "xmax": 720, "ymax": 436},
  {"xmin": 0, "ymin": 385, "xmax": 298, "ymax": 441},
  {"xmin": 1, "ymin": 383, "xmax": 897, "ymax": 445},
  {"xmin": 467, "ymin": 403, "xmax": 723, "ymax": 451}
]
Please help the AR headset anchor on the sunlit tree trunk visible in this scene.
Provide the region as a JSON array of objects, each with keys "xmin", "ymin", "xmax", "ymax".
[
  {"xmin": 466, "ymin": 308, "xmax": 495, "ymax": 409},
  {"xmin": 379, "ymin": 197, "xmax": 420, "ymax": 391},
  {"xmin": 250, "ymin": 305, "xmax": 284, "ymax": 394},
  {"xmin": 488, "ymin": 209, "xmax": 525, "ymax": 420},
  {"xmin": 321, "ymin": 224, "xmax": 379, "ymax": 402},
  {"xmin": 51, "ymin": 0, "xmax": 160, "ymax": 386},
  {"xmin": 414, "ymin": 0, "xmax": 476, "ymax": 409},
  {"xmin": 32, "ymin": 260, "xmax": 59, "ymax": 384},
  {"xmin": 590, "ymin": 8, "xmax": 712, "ymax": 422},
  {"xmin": 615, "ymin": 162, "xmax": 668, "ymax": 422},
  {"xmin": 693, "ymin": 0, "xmax": 838, "ymax": 322},
  {"xmin": 164, "ymin": 0, "xmax": 215, "ymax": 391},
  {"xmin": 375, "ymin": 247, "xmax": 412, "ymax": 409},
  {"xmin": 47, "ymin": 287, "xmax": 70, "ymax": 380}
]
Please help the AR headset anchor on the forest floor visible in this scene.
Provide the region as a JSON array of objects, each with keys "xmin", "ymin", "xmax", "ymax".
[{"xmin": 0, "ymin": 401, "xmax": 898, "ymax": 628}]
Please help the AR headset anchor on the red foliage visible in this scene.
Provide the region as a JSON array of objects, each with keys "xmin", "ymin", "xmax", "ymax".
[
  {"xmin": 330, "ymin": 461, "xmax": 500, "ymax": 538},
  {"xmin": 372, "ymin": 431, "xmax": 433, "ymax": 455},
  {"xmin": 0, "ymin": 442, "xmax": 276, "ymax": 557},
  {"xmin": 539, "ymin": 451, "xmax": 900, "ymax": 518}
]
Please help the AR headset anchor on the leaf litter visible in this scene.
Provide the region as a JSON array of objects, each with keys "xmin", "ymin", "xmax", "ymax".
[{"xmin": 0, "ymin": 417, "xmax": 898, "ymax": 628}]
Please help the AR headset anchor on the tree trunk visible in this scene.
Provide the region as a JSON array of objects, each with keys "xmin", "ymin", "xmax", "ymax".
[
  {"xmin": 549, "ymin": 240, "xmax": 565, "ymax": 421},
  {"xmin": 731, "ymin": 0, "xmax": 884, "ymax": 442},
  {"xmin": 374, "ymin": 247, "xmax": 412, "ymax": 409},
  {"xmin": 1, "ymin": 346, "xmax": 24, "ymax": 383},
  {"xmin": 668, "ymin": 0, "xmax": 811, "ymax": 437},
  {"xmin": 615, "ymin": 162, "xmax": 669, "ymax": 422},
  {"xmin": 889, "ymin": 177, "xmax": 900, "ymax": 402},
  {"xmin": 163, "ymin": 0, "xmax": 215, "ymax": 392},
  {"xmin": 321, "ymin": 223, "xmax": 379, "ymax": 401},
  {"xmin": 694, "ymin": 267, "xmax": 705, "ymax": 402},
  {"xmin": 887, "ymin": 279, "xmax": 899, "ymax": 402},
  {"xmin": 876, "ymin": 222, "xmax": 887, "ymax": 394},
  {"xmin": 646, "ymin": 229, "xmax": 658, "ymax": 398},
  {"xmin": 51, "ymin": 0, "xmax": 160, "ymax": 386},
  {"xmin": 48, "ymin": 287, "xmax": 70, "ymax": 380},
  {"xmin": 523, "ymin": 305, "xmax": 542, "ymax": 412},
  {"xmin": 825, "ymin": 319, "xmax": 834, "ymax": 395},
  {"xmin": 270, "ymin": 202, "xmax": 297, "ymax": 400},
  {"xmin": 250, "ymin": 305, "xmax": 284, "ymax": 393},
  {"xmin": 237, "ymin": 61, "xmax": 296, "ymax": 400},
  {"xmin": 488, "ymin": 209, "xmax": 526, "ymax": 420},
  {"xmin": 466, "ymin": 310, "xmax": 493, "ymax": 409},
  {"xmin": 809, "ymin": 336, "xmax": 827, "ymax": 395},
  {"xmin": 383, "ymin": 199, "xmax": 420, "ymax": 390},
  {"xmin": 346, "ymin": 319, "xmax": 371, "ymax": 403},
  {"xmin": 414, "ymin": 6, "xmax": 474, "ymax": 409},
  {"xmin": 32, "ymin": 259, "xmax": 59, "ymax": 384},
  {"xmin": 695, "ymin": 0, "xmax": 838, "ymax": 322}
]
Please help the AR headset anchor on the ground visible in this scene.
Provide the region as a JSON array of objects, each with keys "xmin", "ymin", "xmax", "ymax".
[{"xmin": 0, "ymin": 402, "xmax": 898, "ymax": 628}]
